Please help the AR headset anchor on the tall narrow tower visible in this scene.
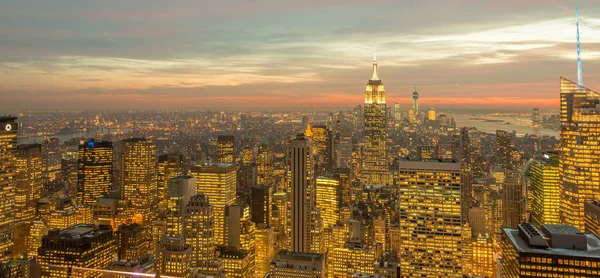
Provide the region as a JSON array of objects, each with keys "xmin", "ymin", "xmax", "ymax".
[
  {"xmin": 362, "ymin": 52, "xmax": 388, "ymax": 185},
  {"xmin": 576, "ymin": 6, "xmax": 583, "ymax": 87},
  {"xmin": 290, "ymin": 134, "xmax": 314, "ymax": 253}
]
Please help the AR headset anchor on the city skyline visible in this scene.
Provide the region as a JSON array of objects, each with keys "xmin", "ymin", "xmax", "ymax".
[{"xmin": 1, "ymin": 0, "xmax": 600, "ymax": 110}]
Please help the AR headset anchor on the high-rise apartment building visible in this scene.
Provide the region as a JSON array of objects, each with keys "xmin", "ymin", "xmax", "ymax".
[
  {"xmin": 120, "ymin": 138, "xmax": 157, "ymax": 226},
  {"xmin": 560, "ymin": 77, "xmax": 600, "ymax": 230},
  {"xmin": 362, "ymin": 55, "xmax": 388, "ymax": 185},
  {"xmin": 14, "ymin": 144, "xmax": 42, "ymax": 222},
  {"xmin": 217, "ymin": 135, "xmax": 235, "ymax": 163},
  {"xmin": 38, "ymin": 224, "xmax": 116, "ymax": 278},
  {"xmin": 530, "ymin": 152, "xmax": 560, "ymax": 226},
  {"xmin": 398, "ymin": 159, "xmax": 462, "ymax": 277},
  {"xmin": 77, "ymin": 140, "xmax": 113, "ymax": 206},
  {"xmin": 290, "ymin": 134, "xmax": 314, "ymax": 253},
  {"xmin": 191, "ymin": 163, "xmax": 237, "ymax": 246},
  {"xmin": 0, "ymin": 116, "xmax": 17, "ymax": 261},
  {"xmin": 502, "ymin": 223, "xmax": 600, "ymax": 277}
]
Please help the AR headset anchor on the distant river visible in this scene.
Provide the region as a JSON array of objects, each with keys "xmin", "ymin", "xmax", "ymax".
[
  {"xmin": 18, "ymin": 127, "xmax": 133, "ymax": 144},
  {"xmin": 452, "ymin": 113, "xmax": 559, "ymax": 137}
]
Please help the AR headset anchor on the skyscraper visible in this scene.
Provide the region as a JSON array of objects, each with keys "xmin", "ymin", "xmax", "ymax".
[
  {"xmin": 315, "ymin": 176, "xmax": 340, "ymax": 228},
  {"xmin": 530, "ymin": 152, "xmax": 560, "ymax": 226},
  {"xmin": 0, "ymin": 116, "xmax": 17, "ymax": 261},
  {"xmin": 362, "ymin": 54, "xmax": 388, "ymax": 185},
  {"xmin": 495, "ymin": 130, "xmax": 514, "ymax": 172},
  {"xmin": 120, "ymin": 138, "xmax": 157, "ymax": 226},
  {"xmin": 77, "ymin": 140, "xmax": 113, "ymax": 206},
  {"xmin": 398, "ymin": 159, "xmax": 462, "ymax": 277},
  {"xmin": 157, "ymin": 151, "xmax": 184, "ymax": 213},
  {"xmin": 460, "ymin": 127, "xmax": 473, "ymax": 224},
  {"xmin": 503, "ymin": 176, "xmax": 524, "ymax": 228},
  {"xmin": 14, "ymin": 144, "xmax": 42, "ymax": 222},
  {"xmin": 560, "ymin": 77, "xmax": 600, "ymax": 230},
  {"xmin": 412, "ymin": 89, "xmax": 419, "ymax": 117},
  {"xmin": 184, "ymin": 193, "xmax": 215, "ymax": 271},
  {"xmin": 290, "ymin": 134, "xmax": 314, "ymax": 253},
  {"xmin": 217, "ymin": 135, "xmax": 235, "ymax": 163},
  {"xmin": 256, "ymin": 142, "xmax": 274, "ymax": 186},
  {"xmin": 269, "ymin": 250, "xmax": 325, "ymax": 278},
  {"xmin": 532, "ymin": 108, "xmax": 541, "ymax": 127},
  {"xmin": 251, "ymin": 185, "xmax": 272, "ymax": 226},
  {"xmin": 191, "ymin": 163, "xmax": 237, "ymax": 246}
]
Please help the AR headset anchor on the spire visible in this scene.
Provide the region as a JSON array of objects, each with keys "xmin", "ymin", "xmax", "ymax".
[
  {"xmin": 304, "ymin": 123, "xmax": 313, "ymax": 137},
  {"xmin": 576, "ymin": 6, "xmax": 584, "ymax": 87},
  {"xmin": 370, "ymin": 42, "xmax": 380, "ymax": 81}
]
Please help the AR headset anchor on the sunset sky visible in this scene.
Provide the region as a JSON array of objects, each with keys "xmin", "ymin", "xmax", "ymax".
[{"xmin": 1, "ymin": 0, "xmax": 599, "ymax": 111}]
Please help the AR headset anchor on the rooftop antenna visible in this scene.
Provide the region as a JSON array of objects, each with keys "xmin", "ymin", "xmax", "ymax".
[
  {"xmin": 577, "ymin": 6, "xmax": 583, "ymax": 87},
  {"xmin": 373, "ymin": 40, "xmax": 377, "ymax": 63}
]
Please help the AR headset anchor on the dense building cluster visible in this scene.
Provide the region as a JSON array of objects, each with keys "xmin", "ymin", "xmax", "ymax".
[{"xmin": 1, "ymin": 59, "xmax": 599, "ymax": 278}]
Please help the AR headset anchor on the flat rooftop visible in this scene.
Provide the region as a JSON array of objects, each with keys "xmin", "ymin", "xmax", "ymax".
[{"xmin": 504, "ymin": 226, "xmax": 600, "ymax": 259}]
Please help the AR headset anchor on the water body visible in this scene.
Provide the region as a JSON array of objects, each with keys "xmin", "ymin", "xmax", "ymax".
[
  {"xmin": 452, "ymin": 113, "xmax": 559, "ymax": 137},
  {"xmin": 18, "ymin": 128, "xmax": 133, "ymax": 144}
]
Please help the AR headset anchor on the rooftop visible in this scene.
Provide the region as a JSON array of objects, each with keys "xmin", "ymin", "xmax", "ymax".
[{"xmin": 504, "ymin": 224, "xmax": 600, "ymax": 258}]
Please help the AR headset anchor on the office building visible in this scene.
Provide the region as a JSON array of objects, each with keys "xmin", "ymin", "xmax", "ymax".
[
  {"xmin": 502, "ymin": 223, "xmax": 600, "ymax": 277},
  {"xmin": 251, "ymin": 185, "xmax": 272, "ymax": 226},
  {"xmin": 217, "ymin": 135, "xmax": 235, "ymax": 164},
  {"xmin": 184, "ymin": 193, "xmax": 216, "ymax": 271},
  {"xmin": 120, "ymin": 138, "xmax": 157, "ymax": 226},
  {"xmin": 532, "ymin": 108, "xmax": 541, "ymax": 127},
  {"xmin": 330, "ymin": 243, "xmax": 381, "ymax": 277},
  {"xmin": 191, "ymin": 163, "xmax": 237, "ymax": 246},
  {"xmin": 38, "ymin": 224, "xmax": 116, "ymax": 278},
  {"xmin": 560, "ymin": 77, "xmax": 600, "ymax": 230},
  {"xmin": 315, "ymin": 176, "xmax": 341, "ymax": 228},
  {"xmin": 77, "ymin": 140, "xmax": 113, "ymax": 206},
  {"xmin": 14, "ymin": 144, "xmax": 42, "ymax": 222},
  {"xmin": 530, "ymin": 152, "xmax": 560, "ymax": 226},
  {"xmin": 256, "ymin": 142, "xmax": 275, "ymax": 186},
  {"xmin": 157, "ymin": 152, "xmax": 184, "ymax": 213},
  {"xmin": 398, "ymin": 159, "xmax": 462, "ymax": 277},
  {"xmin": 217, "ymin": 248, "xmax": 252, "ymax": 278},
  {"xmin": 503, "ymin": 177, "xmax": 524, "ymax": 228},
  {"xmin": 255, "ymin": 225, "xmax": 274, "ymax": 278},
  {"xmin": 166, "ymin": 176, "xmax": 197, "ymax": 238},
  {"xmin": 426, "ymin": 108, "xmax": 436, "ymax": 122},
  {"xmin": 269, "ymin": 250, "xmax": 325, "ymax": 278},
  {"xmin": 584, "ymin": 200, "xmax": 600, "ymax": 237},
  {"xmin": 116, "ymin": 223, "xmax": 151, "ymax": 262},
  {"xmin": 416, "ymin": 145, "xmax": 439, "ymax": 160},
  {"xmin": 496, "ymin": 130, "xmax": 514, "ymax": 172},
  {"xmin": 0, "ymin": 116, "xmax": 17, "ymax": 261},
  {"xmin": 362, "ymin": 54, "xmax": 388, "ymax": 185},
  {"xmin": 290, "ymin": 134, "xmax": 314, "ymax": 253}
]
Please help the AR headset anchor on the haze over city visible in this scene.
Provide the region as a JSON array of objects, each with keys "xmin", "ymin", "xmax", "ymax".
[{"xmin": 1, "ymin": 0, "xmax": 599, "ymax": 110}]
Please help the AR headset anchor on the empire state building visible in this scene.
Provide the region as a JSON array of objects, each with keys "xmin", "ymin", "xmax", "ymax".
[{"xmin": 362, "ymin": 54, "xmax": 388, "ymax": 185}]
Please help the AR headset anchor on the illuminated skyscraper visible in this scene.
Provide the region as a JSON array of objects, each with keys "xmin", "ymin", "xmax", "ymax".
[
  {"xmin": 77, "ymin": 140, "xmax": 113, "ymax": 206},
  {"xmin": 315, "ymin": 176, "xmax": 340, "ymax": 228},
  {"xmin": 530, "ymin": 152, "xmax": 560, "ymax": 226},
  {"xmin": 191, "ymin": 163, "xmax": 237, "ymax": 246},
  {"xmin": 503, "ymin": 176, "xmax": 524, "ymax": 228},
  {"xmin": 120, "ymin": 138, "xmax": 157, "ymax": 226},
  {"xmin": 256, "ymin": 142, "xmax": 274, "ymax": 186},
  {"xmin": 14, "ymin": 144, "xmax": 42, "ymax": 222},
  {"xmin": 312, "ymin": 124, "xmax": 333, "ymax": 175},
  {"xmin": 560, "ymin": 77, "xmax": 600, "ymax": 230},
  {"xmin": 398, "ymin": 159, "xmax": 462, "ymax": 277},
  {"xmin": 251, "ymin": 185, "xmax": 272, "ymax": 226},
  {"xmin": 426, "ymin": 108, "xmax": 436, "ymax": 122},
  {"xmin": 38, "ymin": 224, "xmax": 116, "ymax": 278},
  {"xmin": 0, "ymin": 116, "xmax": 17, "ymax": 261},
  {"xmin": 502, "ymin": 223, "xmax": 600, "ymax": 277},
  {"xmin": 157, "ymin": 152, "xmax": 184, "ymax": 213},
  {"xmin": 116, "ymin": 223, "xmax": 151, "ymax": 262},
  {"xmin": 460, "ymin": 127, "xmax": 473, "ymax": 224},
  {"xmin": 184, "ymin": 193, "xmax": 215, "ymax": 271},
  {"xmin": 217, "ymin": 135, "xmax": 235, "ymax": 163},
  {"xmin": 362, "ymin": 54, "xmax": 388, "ymax": 185},
  {"xmin": 166, "ymin": 176, "xmax": 197, "ymax": 238},
  {"xmin": 255, "ymin": 225, "xmax": 274, "ymax": 278},
  {"xmin": 335, "ymin": 132, "xmax": 352, "ymax": 169},
  {"xmin": 329, "ymin": 243, "xmax": 380, "ymax": 277},
  {"xmin": 217, "ymin": 248, "xmax": 252, "ymax": 278},
  {"xmin": 290, "ymin": 134, "xmax": 314, "ymax": 253},
  {"xmin": 496, "ymin": 130, "xmax": 515, "ymax": 173},
  {"xmin": 532, "ymin": 108, "xmax": 541, "ymax": 127}
]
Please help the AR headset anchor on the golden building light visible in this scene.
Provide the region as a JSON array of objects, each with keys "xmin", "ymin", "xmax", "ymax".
[
  {"xmin": 120, "ymin": 138, "xmax": 158, "ymax": 227},
  {"xmin": 269, "ymin": 250, "xmax": 325, "ymax": 278},
  {"xmin": 560, "ymin": 77, "xmax": 600, "ymax": 230},
  {"xmin": 362, "ymin": 54, "xmax": 388, "ymax": 185},
  {"xmin": 398, "ymin": 159, "xmax": 462, "ymax": 277},
  {"xmin": 116, "ymin": 223, "xmax": 151, "ymax": 262},
  {"xmin": 184, "ymin": 193, "xmax": 215, "ymax": 271},
  {"xmin": 584, "ymin": 200, "xmax": 600, "ymax": 238},
  {"xmin": 0, "ymin": 116, "xmax": 18, "ymax": 261},
  {"xmin": 471, "ymin": 234, "xmax": 495, "ymax": 278},
  {"xmin": 329, "ymin": 243, "xmax": 381, "ymax": 278},
  {"xmin": 217, "ymin": 248, "xmax": 252, "ymax": 278},
  {"xmin": 315, "ymin": 176, "xmax": 341, "ymax": 228},
  {"xmin": 256, "ymin": 142, "xmax": 275, "ymax": 186},
  {"xmin": 14, "ymin": 144, "xmax": 42, "ymax": 222},
  {"xmin": 217, "ymin": 135, "xmax": 235, "ymax": 164},
  {"xmin": 157, "ymin": 152, "xmax": 184, "ymax": 213},
  {"xmin": 38, "ymin": 224, "xmax": 116, "ymax": 278},
  {"xmin": 502, "ymin": 223, "xmax": 600, "ymax": 277},
  {"xmin": 191, "ymin": 163, "xmax": 237, "ymax": 246},
  {"xmin": 254, "ymin": 225, "xmax": 275, "ymax": 278},
  {"xmin": 530, "ymin": 152, "xmax": 560, "ymax": 226},
  {"xmin": 77, "ymin": 140, "xmax": 113, "ymax": 206}
]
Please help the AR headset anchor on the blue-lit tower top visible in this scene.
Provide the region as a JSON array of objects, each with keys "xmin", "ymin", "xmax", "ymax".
[{"xmin": 577, "ymin": 6, "xmax": 583, "ymax": 87}]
